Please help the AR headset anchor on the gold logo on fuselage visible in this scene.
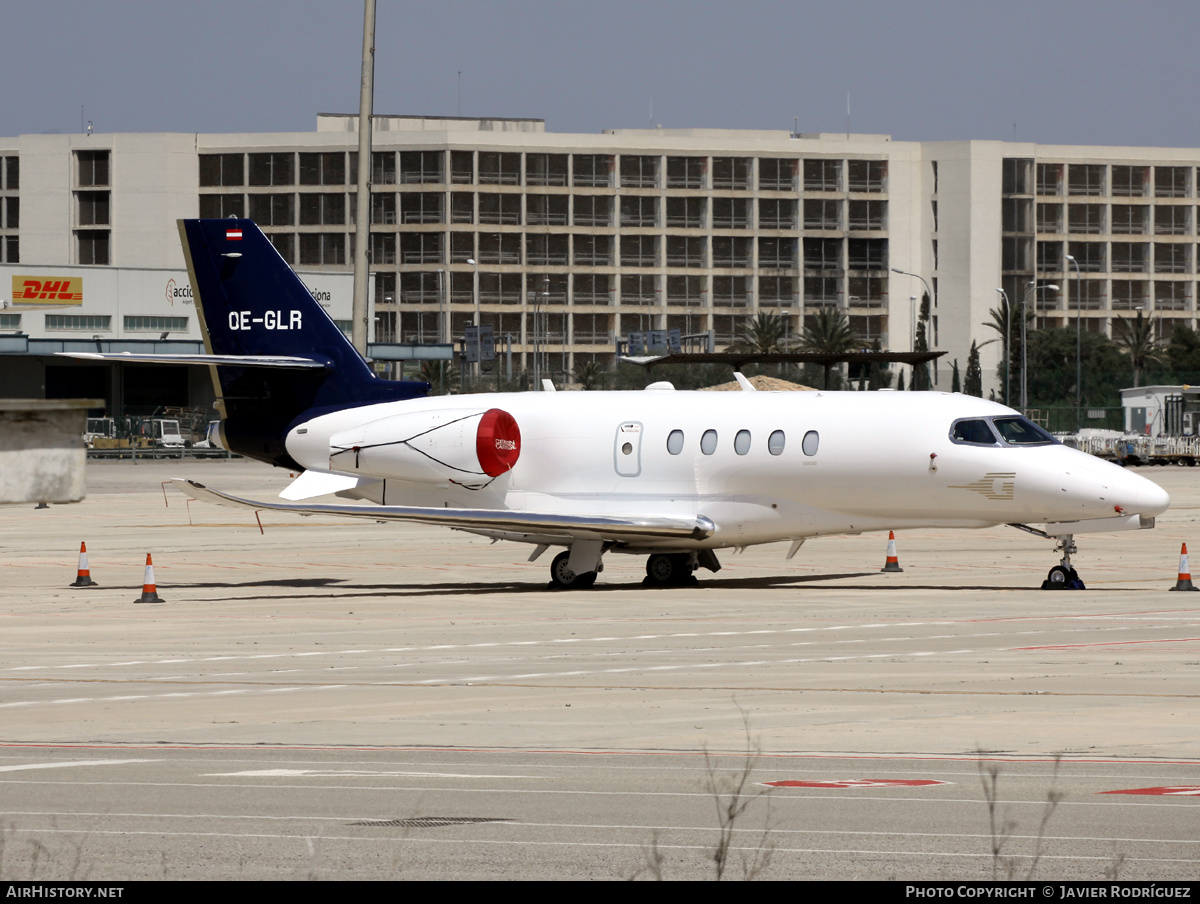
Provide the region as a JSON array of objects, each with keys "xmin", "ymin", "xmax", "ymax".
[{"xmin": 949, "ymin": 472, "xmax": 1016, "ymax": 501}]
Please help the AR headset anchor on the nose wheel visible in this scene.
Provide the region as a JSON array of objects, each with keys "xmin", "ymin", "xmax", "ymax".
[{"xmin": 1041, "ymin": 534, "xmax": 1086, "ymax": 590}]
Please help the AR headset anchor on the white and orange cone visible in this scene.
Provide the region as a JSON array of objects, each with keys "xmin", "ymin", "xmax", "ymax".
[
  {"xmin": 69, "ymin": 541, "xmax": 98, "ymax": 587},
  {"xmin": 881, "ymin": 531, "xmax": 904, "ymax": 573},
  {"xmin": 134, "ymin": 553, "xmax": 164, "ymax": 604},
  {"xmin": 1170, "ymin": 543, "xmax": 1198, "ymax": 591}
]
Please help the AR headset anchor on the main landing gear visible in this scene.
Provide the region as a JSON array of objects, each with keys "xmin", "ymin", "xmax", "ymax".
[
  {"xmin": 548, "ymin": 551, "xmax": 597, "ymax": 590},
  {"xmin": 644, "ymin": 552, "xmax": 699, "ymax": 587}
]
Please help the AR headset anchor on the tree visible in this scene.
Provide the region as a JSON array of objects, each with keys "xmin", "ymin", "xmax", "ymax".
[
  {"xmin": 984, "ymin": 294, "xmax": 1031, "ymax": 406},
  {"xmin": 573, "ymin": 359, "xmax": 607, "ymax": 390},
  {"xmin": 734, "ymin": 312, "xmax": 791, "ymax": 355},
  {"xmin": 911, "ymin": 292, "xmax": 932, "ymax": 390},
  {"xmin": 1025, "ymin": 327, "xmax": 1125, "ymax": 408},
  {"xmin": 965, "ymin": 341, "xmax": 983, "ymax": 397},
  {"xmin": 1111, "ymin": 311, "xmax": 1162, "ymax": 388},
  {"xmin": 951, "ymin": 359, "xmax": 961, "ymax": 393},
  {"xmin": 798, "ymin": 307, "xmax": 857, "ymax": 389}
]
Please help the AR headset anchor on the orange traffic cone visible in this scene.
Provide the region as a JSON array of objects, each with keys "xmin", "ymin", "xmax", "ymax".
[
  {"xmin": 134, "ymin": 553, "xmax": 164, "ymax": 604},
  {"xmin": 881, "ymin": 531, "xmax": 903, "ymax": 572},
  {"xmin": 69, "ymin": 541, "xmax": 98, "ymax": 587},
  {"xmin": 1169, "ymin": 543, "xmax": 1198, "ymax": 591}
]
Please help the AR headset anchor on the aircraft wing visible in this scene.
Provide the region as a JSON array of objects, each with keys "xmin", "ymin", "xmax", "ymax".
[
  {"xmin": 172, "ymin": 479, "xmax": 715, "ymax": 542},
  {"xmin": 56, "ymin": 352, "xmax": 329, "ymax": 369}
]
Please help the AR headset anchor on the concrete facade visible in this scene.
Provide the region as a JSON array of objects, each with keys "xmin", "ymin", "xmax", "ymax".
[{"xmin": 5, "ymin": 116, "xmax": 1200, "ymax": 403}]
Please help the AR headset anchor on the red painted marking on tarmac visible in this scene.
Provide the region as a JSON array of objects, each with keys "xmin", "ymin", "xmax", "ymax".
[
  {"xmin": 764, "ymin": 779, "xmax": 949, "ymax": 789},
  {"xmin": 1101, "ymin": 786, "xmax": 1200, "ymax": 796},
  {"xmin": 1011, "ymin": 637, "xmax": 1200, "ymax": 651}
]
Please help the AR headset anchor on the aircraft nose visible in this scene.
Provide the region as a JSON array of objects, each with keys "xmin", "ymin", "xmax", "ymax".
[
  {"xmin": 1132, "ymin": 475, "xmax": 1170, "ymax": 518},
  {"xmin": 1108, "ymin": 467, "xmax": 1170, "ymax": 519}
]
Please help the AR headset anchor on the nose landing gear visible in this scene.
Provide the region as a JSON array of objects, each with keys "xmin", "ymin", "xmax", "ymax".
[{"xmin": 1009, "ymin": 525, "xmax": 1087, "ymax": 590}]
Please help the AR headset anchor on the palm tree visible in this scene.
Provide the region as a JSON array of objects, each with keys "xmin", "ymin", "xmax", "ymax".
[
  {"xmin": 984, "ymin": 295, "xmax": 1031, "ymax": 406},
  {"xmin": 1111, "ymin": 311, "xmax": 1162, "ymax": 387},
  {"xmin": 573, "ymin": 359, "xmax": 606, "ymax": 390},
  {"xmin": 798, "ymin": 307, "xmax": 858, "ymax": 389},
  {"xmin": 734, "ymin": 312, "xmax": 791, "ymax": 354}
]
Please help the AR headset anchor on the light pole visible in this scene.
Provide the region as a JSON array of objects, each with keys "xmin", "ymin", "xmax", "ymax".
[
  {"xmin": 533, "ymin": 276, "xmax": 549, "ymax": 390},
  {"xmin": 467, "ymin": 257, "xmax": 479, "ymax": 384},
  {"xmin": 892, "ymin": 267, "xmax": 935, "ymax": 387},
  {"xmin": 996, "ymin": 287, "xmax": 1010, "ymax": 406},
  {"xmin": 1065, "ymin": 254, "xmax": 1082, "ymax": 423},
  {"xmin": 1020, "ymin": 282, "xmax": 1059, "ymax": 410}
]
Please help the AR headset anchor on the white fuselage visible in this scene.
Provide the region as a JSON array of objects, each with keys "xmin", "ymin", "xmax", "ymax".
[{"xmin": 283, "ymin": 389, "xmax": 1170, "ymax": 550}]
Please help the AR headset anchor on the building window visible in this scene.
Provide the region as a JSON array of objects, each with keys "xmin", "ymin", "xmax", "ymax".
[
  {"xmin": 711, "ymin": 157, "xmax": 750, "ymax": 190},
  {"xmin": 268, "ymin": 233, "xmax": 294, "ymax": 264},
  {"xmin": 76, "ymin": 150, "xmax": 109, "ymax": 187},
  {"xmin": 0, "ymin": 313, "xmax": 20, "ymax": 329},
  {"xmin": 199, "ymin": 193, "xmax": 245, "ymax": 218},
  {"xmin": 525, "ymin": 153, "xmax": 568, "ymax": 186},
  {"xmin": 298, "ymin": 233, "xmax": 346, "ymax": 266},
  {"xmin": 249, "ymin": 153, "xmax": 295, "ymax": 186},
  {"xmin": 76, "ymin": 192, "xmax": 110, "ymax": 226},
  {"xmin": 804, "ymin": 159, "xmax": 841, "ymax": 192},
  {"xmin": 848, "ymin": 160, "xmax": 886, "ymax": 193},
  {"xmin": 572, "ymin": 154, "xmax": 612, "ymax": 188},
  {"xmin": 46, "ymin": 314, "xmax": 111, "ymax": 331},
  {"xmin": 574, "ymin": 195, "xmax": 611, "ymax": 227},
  {"xmin": 300, "ymin": 193, "xmax": 346, "ymax": 225},
  {"xmin": 124, "ymin": 316, "xmax": 189, "ymax": 332},
  {"xmin": 4, "ymin": 196, "xmax": 18, "ymax": 229},
  {"xmin": 759, "ymin": 158, "xmax": 796, "ymax": 191},
  {"xmin": 4, "ymin": 236, "xmax": 18, "ymax": 263},
  {"xmin": 76, "ymin": 231, "xmax": 110, "ymax": 265},
  {"xmin": 249, "ymin": 194, "xmax": 295, "ymax": 226},
  {"xmin": 666, "ymin": 157, "xmax": 705, "ymax": 189},
  {"xmin": 3, "ymin": 156, "xmax": 18, "ymax": 191},
  {"xmin": 395, "ymin": 150, "xmax": 441, "ymax": 184},
  {"xmin": 478, "ymin": 152, "xmax": 520, "ymax": 185},
  {"xmin": 299, "ymin": 152, "xmax": 346, "ymax": 186},
  {"xmin": 620, "ymin": 155, "xmax": 659, "ymax": 188},
  {"xmin": 199, "ymin": 154, "xmax": 244, "ymax": 187}
]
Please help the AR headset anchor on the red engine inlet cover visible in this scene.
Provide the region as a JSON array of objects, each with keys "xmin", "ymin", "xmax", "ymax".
[{"xmin": 476, "ymin": 408, "xmax": 521, "ymax": 477}]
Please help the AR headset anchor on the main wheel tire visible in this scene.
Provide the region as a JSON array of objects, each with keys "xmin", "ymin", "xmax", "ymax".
[
  {"xmin": 550, "ymin": 551, "xmax": 596, "ymax": 589},
  {"xmin": 645, "ymin": 553, "xmax": 678, "ymax": 585}
]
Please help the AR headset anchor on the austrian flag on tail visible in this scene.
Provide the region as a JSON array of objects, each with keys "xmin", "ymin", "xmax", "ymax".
[{"xmin": 225, "ymin": 228, "xmax": 243, "ymax": 241}]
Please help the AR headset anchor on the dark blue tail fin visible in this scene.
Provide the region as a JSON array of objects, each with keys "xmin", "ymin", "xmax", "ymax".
[{"xmin": 180, "ymin": 218, "xmax": 428, "ymax": 467}]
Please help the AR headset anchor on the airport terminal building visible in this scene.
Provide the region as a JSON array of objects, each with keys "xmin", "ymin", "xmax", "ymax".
[{"xmin": 4, "ymin": 113, "xmax": 1200, "ymax": 413}]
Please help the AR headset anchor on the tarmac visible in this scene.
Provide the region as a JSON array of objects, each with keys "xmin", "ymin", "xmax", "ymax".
[{"xmin": 0, "ymin": 458, "xmax": 1197, "ymax": 880}]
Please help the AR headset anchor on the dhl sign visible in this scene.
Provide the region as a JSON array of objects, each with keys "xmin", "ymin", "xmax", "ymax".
[{"xmin": 11, "ymin": 276, "xmax": 84, "ymax": 305}]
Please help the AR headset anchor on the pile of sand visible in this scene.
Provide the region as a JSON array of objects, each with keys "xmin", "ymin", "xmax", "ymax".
[{"xmin": 699, "ymin": 375, "xmax": 817, "ymax": 392}]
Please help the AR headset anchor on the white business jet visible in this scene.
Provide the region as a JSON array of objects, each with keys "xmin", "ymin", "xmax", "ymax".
[{"xmin": 64, "ymin": 220, "xmax": 1170, "ymax": 590}]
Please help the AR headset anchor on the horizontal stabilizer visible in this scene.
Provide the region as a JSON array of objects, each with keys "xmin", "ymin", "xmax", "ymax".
[
  {"xmin": 56, "ymin": 352, "xmax": 330, "ymax": 369},
  {"xmin": 173, "ymin": 479, "xmax": 715, "ymax": 542}
]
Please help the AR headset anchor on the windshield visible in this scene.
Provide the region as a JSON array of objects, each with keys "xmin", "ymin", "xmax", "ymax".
[
  {"xmin": 992, "ymin": 416, "xmax": 1057, "ymax": 446},
  {"xmin": 949, "ymin": 415, "xmax": 1058, "ymax": 447}
]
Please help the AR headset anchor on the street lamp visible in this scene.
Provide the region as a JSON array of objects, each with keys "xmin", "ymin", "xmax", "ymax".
[
  {"xmin": 893, "ymin": 267, "xmax": 935, "ymax": 387},
  {"xmin": 533, "ymin": 276, "xmax": 549, "ymax": 390},
  {"xmin": 466, "ymin": 257, "xmax": 479, "ymax": 383},
  {"xmin": 1065, "ymin": 254, "xmax": 1082, "ymax": 422},
  {"xmin": 1020, "ymin": 282, "xmax": 1059, "ymax": 410},
  {"xmin": 996, "ymin": 287, "xmax": 1010, "ymax": 406}
]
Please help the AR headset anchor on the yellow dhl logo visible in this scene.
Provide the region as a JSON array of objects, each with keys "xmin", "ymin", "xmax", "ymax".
[{"xmin": 12, "ymin": 276, "xmax": 84, "ymax": 304}]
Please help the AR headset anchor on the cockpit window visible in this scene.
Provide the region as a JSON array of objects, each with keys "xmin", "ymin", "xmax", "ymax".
[
  {"xmin": 992, "ymin": 416, "xmax": 1057, "ymax": 446},
  {"xmin": 950, "ymin": 418, "xmax": 999, "ymax": 446}
]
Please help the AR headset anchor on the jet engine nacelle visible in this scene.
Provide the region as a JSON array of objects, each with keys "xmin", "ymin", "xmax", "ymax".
[{"xmin": 328, "ymin": 407, "xmax": 520, "ymax": 485}]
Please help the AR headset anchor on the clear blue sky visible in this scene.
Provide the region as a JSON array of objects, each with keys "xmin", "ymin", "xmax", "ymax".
[{"xmin": 7, "ymin": 0, "xmax": 1199, "ymax": 148}]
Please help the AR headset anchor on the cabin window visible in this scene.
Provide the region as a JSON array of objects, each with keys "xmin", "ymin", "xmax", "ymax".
[
  {"xmin": 701, "ymin": 429, "xmax": 718, "ymax": 455},
  {"xmin": 667, "ymin": 429, "xmax": 684, "ymax": 455},
  {"xmin": 950, "ymin": 418, "xmax": 1000, "ymax": 446},
  {"xmin": 768, "ymin": 430, "xmax": 786, "ymax": 455},
  {"xmin": 734, "ymin": 430, "xmax": 751, "ymax": 455},
  {"xmin": 802, "ymin": 430, "xmax": 819, "ymax": 456}
]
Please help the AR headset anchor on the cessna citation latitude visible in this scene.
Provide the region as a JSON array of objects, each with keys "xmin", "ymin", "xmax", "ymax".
[{"xmin": 65, "ymin": 220, "xmax": 1170, "ymax": 590}]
